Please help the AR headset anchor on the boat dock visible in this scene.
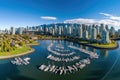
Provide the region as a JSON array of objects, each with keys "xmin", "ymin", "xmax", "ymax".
[{"xmin": 68, "ymin": 45, "xmax": 98, "ymax": 59}]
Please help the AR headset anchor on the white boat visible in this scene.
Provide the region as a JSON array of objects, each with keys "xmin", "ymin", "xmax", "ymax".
[
  {"xmin": 49, "ymin": 65, "xmax": 55, "ymax": 71},
  {"xmin": 79, "ymin": 64, "xmax": 86, "ymax": 69},
  {"xmin": 11, "ymin": 57, "xmax": 30, "ymax": 65},
  {"xmin": 39, "ymin": 64, "xmax": 46, "ymax": 70},
  {"xmin": 44, "ymin": 65, "xmax": 50, "ymax": 72}
]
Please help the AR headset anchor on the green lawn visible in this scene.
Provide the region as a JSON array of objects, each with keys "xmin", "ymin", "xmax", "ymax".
[
  {"xmin": 29, "ymin": 41, "xmax": 39, "ymax": 44},
  {"xmin": 91, "ymin": 42, "xmax": 117, "ymax": 48},
  {"xmin": 75, "ymin": 39, "xmax": 117, "ymax": 48},
  {"xmin": 0, "ymin": 46, "xmax": 31, "ymax": 56}
]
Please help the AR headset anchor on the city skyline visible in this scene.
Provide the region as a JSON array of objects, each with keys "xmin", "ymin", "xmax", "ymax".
[{"xmin": 0, "ymin": 0, "xmax": 120, "ymax": 30}]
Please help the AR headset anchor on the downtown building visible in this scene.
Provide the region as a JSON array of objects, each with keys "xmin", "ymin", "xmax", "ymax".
[
  {"xmin": 5, "ymin": 23, "xmax": 115, "ymax": 44},
  {"xmin": 47, "ymin": 23, "xmax": 111, "ymax": 44}
]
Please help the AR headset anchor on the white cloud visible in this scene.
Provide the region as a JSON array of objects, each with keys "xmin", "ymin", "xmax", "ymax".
[
  {"xmin": 64, "ymin": 13, "xmax": 120, "ymax": 28},
  {"xmin": 100, "ymin": 12, "xmax": 120, "ymax": 21},
  {"xmin": 64, "ymin": 18, "xmax": 97, "ymax": 24},
  {"xmin": 99, "ymin": 19, "xmax": 120, "ymax": 26},
  {"xmin": 99, "ymin": 12, "xmax": 112, "ymax": 17},
  {"xmin": 40, "ymin": 16, "xmax": 57, "ymax": 20}
]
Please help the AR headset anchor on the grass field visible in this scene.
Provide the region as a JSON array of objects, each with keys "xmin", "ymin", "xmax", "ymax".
[
  {"xmin": 91, "ymin": 42, "xmax": 117, "ymax": 48},
  {"xmin": 0, "ymin": 46, "xmax": 31, "ymax": 56}
]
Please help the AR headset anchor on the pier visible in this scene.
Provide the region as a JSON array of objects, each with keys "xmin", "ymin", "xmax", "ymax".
[
  {"xmin": 68, "ymin": 45, "xmax": 98, "ymax": 59},
  {"xmin": 11, "ymin": 57, "xmax": 30, "ymax": 65},
  {"xmin": 47, "ymin": 54, "xmax": 80, "ymax": 62},
  {"xmin": 47, "ymin": 43, "xmax": 75, "ymax": 56},
  {"xmin": 38, "ymin": 58, "xmax": 91, "ymax": 75}
]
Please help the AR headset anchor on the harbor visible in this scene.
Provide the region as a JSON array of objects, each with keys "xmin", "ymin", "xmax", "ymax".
[
  {"xmin": 0, "ymin": 40, "xmax": 120, "ymax": 80},
  {"xmin": 39, "ymin": 58, "xmax": 90, "ymax": 75},
  {"xmin": 11, "ymin": 57, "xmax": 30, "ymax": 65},
  {"xmin": 38, "ymin": 40, "xmax": 99, "ymax": 75}
]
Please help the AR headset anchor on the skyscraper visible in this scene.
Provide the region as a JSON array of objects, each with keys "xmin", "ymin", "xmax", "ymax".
[
  {"xmin": 88, "ymin": 25, "xmax": 92, "ymax": 37},
  {"xmin": 78, "ymin": 25, "xmax": 83, "ymax": 38},
  {"xmin": 109, "ymin": 27, "xmax": 115, "ymax": 36},
  {"xmin": 11, "ymin": 27, "xmax": 15, "ymax": 35},
  {"xmin": 67, "ymin": 26, "xmax": 72, "ymax": 36},
  {"xmin": 63, "ymin": 25, "xmax": 67, "ymax": 36},
  {"xmin": 91, "ymin": 25, "xmax": 97, "ymax": 40},
  {"xmin": 58, "ymin": 26, "xmax": 62, "ymax": 36},
  {"xmin": 18, "ymin": 27, "xmax": 24, "ymax": 34},
  {"xmin": 101, "ymin": 24, "xmax": 111, "ymax": 44},
  {"xmin": 83, "ymin": 30, "xmax": 88, "ymax": 39},
  {"xmin": 96, "ymin": 25, "xmax": 100, "ymax": 35}
]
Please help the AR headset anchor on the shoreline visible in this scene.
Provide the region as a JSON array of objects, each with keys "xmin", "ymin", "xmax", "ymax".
[
  {"xmin": 0, "ymin": 48, "xmax": 35, "ymax": 60},
  {"xmin": 0, "ymin": 42, "xmax": 39, "ymax": 60},
  {"xmin": 111, "ymin": 38, "xmax": 120, "ymax": 40},
  {"xmin": 0, "ymin": 37, "xmax": 119, "ymax": 60},
  {"xmin": 38, "ymin": 37, "xmax": 119, "ymax": 49},
  {"xmin": 26, "ymin": 43, "xmax": 39, "ymax": 46},
  {"xmin": 65, "ymin": 39, "xmax": 119, "ymax": 50}
]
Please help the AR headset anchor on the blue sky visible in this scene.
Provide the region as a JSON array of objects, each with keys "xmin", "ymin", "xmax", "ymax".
[{"xmin": 0, "ymin": 0, "xmax": 120, "ymax": 30}]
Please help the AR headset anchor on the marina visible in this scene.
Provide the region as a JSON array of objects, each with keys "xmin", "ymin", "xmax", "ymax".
[
  {"xmin": 47, "ymin": 42, "xmax": 75, "ymax": 56},
  {"xmin": 47, "ymin": 54, "xmax": 80, "ymax": 62},
  {"xmin": 68, "ymin": 45, "xmax": 99, "ymax": 59},
  {"xmin": 0, "ymin": 0, "xmax": 120, "ymax": 79},
  {"xmin": 11, "ymin": 57, "xmax": 30, "ymax": 65},
  {"xmin": 0, "ymin": 40, "xmax": 120, "ymax": 80},
  {"xmin": 38, "ymin": 58, "xmax": 91, "ymax": 75},
  {"xmin": 38, "ymin": 40, "xmax": 99, "ymax": 75}
]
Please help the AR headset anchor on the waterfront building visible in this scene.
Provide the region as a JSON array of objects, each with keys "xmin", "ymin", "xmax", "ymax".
[
  {"xmin": 67, "ymin": 26, "xmax": 72, "ymax": 36},
  {"xmin": 48, "ymin": 27, "xmax": 53, "ymax": 34},
  {"xmin": 18, "ymin": 27, "xmax": 24, "ymax": 34},
  {"xmin": 58, "ymin": 26, "xmax": 62, "ymax": 36},
  {"xmin": 11, "ymin": 27, "xmax": 15, "ymax": 35},
  {"xmin": 61, "ymin": 26, "xmax": 64, "ymax": 36},
  {"xmin": 86, "ymin": 25, "xmax": 89, "ymax": 32},
  {"xmin": 82, "ymin": 24, "xmax": 86, "ymax": 31},
  {"xmin": 46, "ymin": 27, "xmax": 49, "ymax": 33},
  {"xmin": 83, "ymin": 30, "xmax": 88, "ymax": 39},
  {"xmin": 70, "ymin": 24, "xmax": 74, "ymax": 37},
  {"xmin": 72, "ymin": 26, "xmax": 77, "ymax": 37},
  {"xmin": 28, "ymin": 26, "xmax": 31, "ymax": 31},
  {"xmin": 91, "ymin": 25, "xmax": 97, "ymax": 40},
  {"xmin": 88, "ymin": 25, "xmax": 92, "ymax": 36},
  {"xmin": 101, "ymin": 24, "xmax": 111, "ymax": 44},
  {"xmin": 96, "ymin": 25, "xmax": 100, "ymax": 35},
  {"xmin": 109, "ymin": 27, "xmax": 115, "ymax": 36},
  {"xmin": 52, "ymin": 28, "xmax": 55, "ymax": 36},
  {"xmin": 54, "ymin": 24, "xmax": 58, "ymax": 35},
  {"xmin": 63, "ymin": 25, "xmax": 68, "ymax": 36},
  {"xmin": 26, "ymin": 26, "xmax": 29, "ymax": 31},
  {"xmin": 69, "ymin": 26, "xmax": 72, "ymax": 35},
  {"xmin": 42, "ymin": 25, "xmax": 46, "ymax": 34},
  {"xmin": 2, "ymin": 23, "xmax": 117, "ymax": 45},
  {"xmin": 5, "ymin": 29, "xmax": 10, "ymax": 34},
  {"xmin": 105, "ymin": 25, "xmax": 109, "ymax": 31},
  {"xmin": 78, "ymin": 25, "xmax": 83, "ymax": 38},
  {"xmin": 39, "ymin": 26, "xmax": 43, "ymax": 32}
]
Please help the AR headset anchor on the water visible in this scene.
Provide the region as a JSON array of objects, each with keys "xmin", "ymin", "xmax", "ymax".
[{"xmin": 0, "ymin": 40, "xmax": 120, "ymax": 80}]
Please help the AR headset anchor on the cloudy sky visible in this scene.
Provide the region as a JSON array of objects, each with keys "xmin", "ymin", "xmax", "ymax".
[{"xmin": 0, "ymin": 0, "xmax": 120, "ymax": 30}]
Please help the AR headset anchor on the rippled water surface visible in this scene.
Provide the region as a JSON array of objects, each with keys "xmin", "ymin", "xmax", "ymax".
[{"xmin": 0, "ymin": 40, "xmax": 120, "ymax": 80}]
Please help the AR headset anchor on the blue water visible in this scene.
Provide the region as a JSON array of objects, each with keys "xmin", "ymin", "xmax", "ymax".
[{"xmin": 0, "ymin": 40, "xmax": 120, "ymax": 80}]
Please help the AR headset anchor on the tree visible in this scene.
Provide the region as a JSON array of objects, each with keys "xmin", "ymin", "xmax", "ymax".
[{"xmin": 19, "ymin": 41, "xmax": 25, "ymax": 46}]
